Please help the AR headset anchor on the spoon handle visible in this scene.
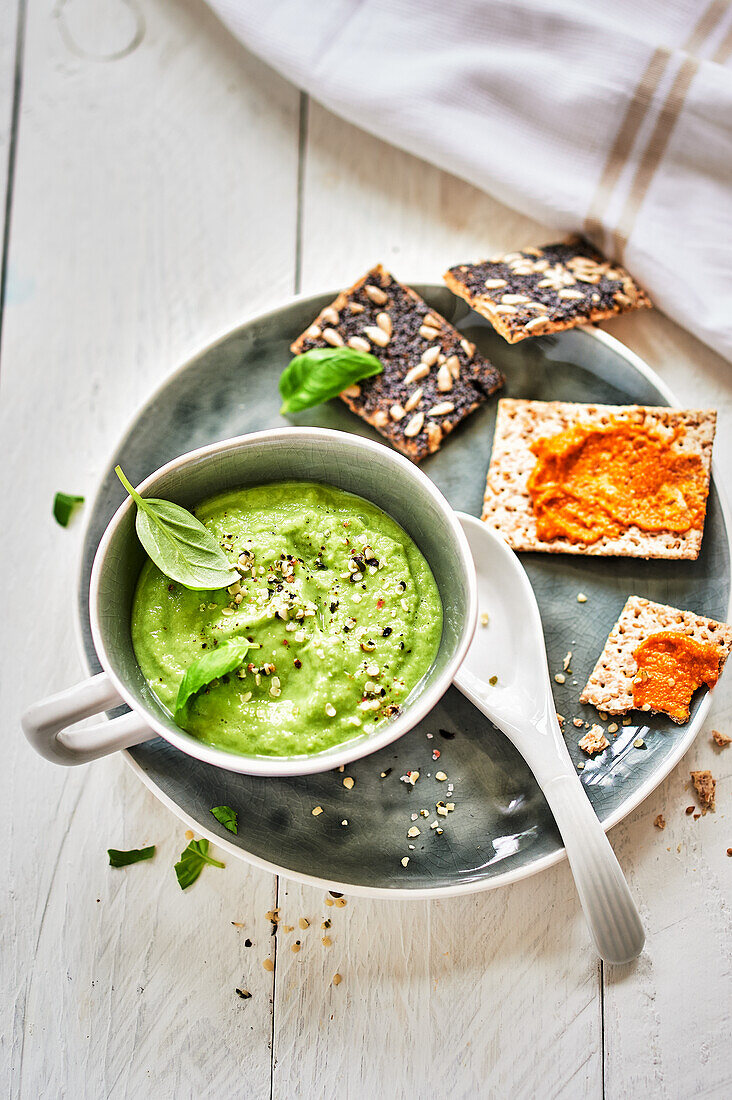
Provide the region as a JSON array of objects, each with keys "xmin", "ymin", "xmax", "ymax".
[{"xmin": 541, "ymin": 772, "xmax": 645, "ymax": 964}]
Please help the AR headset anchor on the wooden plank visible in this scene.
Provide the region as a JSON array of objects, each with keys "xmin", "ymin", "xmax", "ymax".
[
  {"xmin": 0, "ymin": 1, "xmax": 300, "ymax": 1094},
  {"xmin": 603, "ymin": 691, "xmax": 732, "ymax": 1098},
  {"xmin": 272, "ymin": 101, "xmax": 604, "ymax": 1099}
]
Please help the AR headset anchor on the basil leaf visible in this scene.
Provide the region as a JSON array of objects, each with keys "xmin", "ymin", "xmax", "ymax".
[
  {"xmin": 115, "ymin": 466, "xmax": 236, "ymax": 590},
  {"xmin": 53, "ymin": 492, "xmax": 85, "ymax": 527},
  {"xmin": 108, "ymin": 845, "xmax": 156, "ymax": 867},
  {"xmin": 175, "ymin": 838, "xmax": 225, "ymax": 890},
  {"xmin": 279, "ymin": 347, "xmax": 383, "ymax": 414},
  {"xmin": 210, "ymin": 805, "xmax": 238, "ymax": 834},
  {"xmin": 175, "ymin": 637, "xmax": 260, "ymax": 719}
]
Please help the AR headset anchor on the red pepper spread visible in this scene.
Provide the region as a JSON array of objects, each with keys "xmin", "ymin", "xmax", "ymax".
[
  {"xmin": 527, "ymin": 418, "xmax": 708, "ymax": 544},
  {"xmin": 632, "ymin": 631, "xmax": 721, "ymax": 722}
]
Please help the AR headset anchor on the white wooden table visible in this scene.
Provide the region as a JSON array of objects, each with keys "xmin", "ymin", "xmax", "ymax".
[{"xmin": 2, "ymin": 3, "xmax": 731, "ymax": 1097}]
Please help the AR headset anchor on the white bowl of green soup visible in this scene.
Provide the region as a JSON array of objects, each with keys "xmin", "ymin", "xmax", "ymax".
[{"xmin": 23, "ymin": 428, "xmax": 477, "ymax": 776}]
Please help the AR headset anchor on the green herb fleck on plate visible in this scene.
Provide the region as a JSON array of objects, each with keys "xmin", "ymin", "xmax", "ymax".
[{"xmin": 211, "ymin": 805, "xmax": 238, "ymax": 834}]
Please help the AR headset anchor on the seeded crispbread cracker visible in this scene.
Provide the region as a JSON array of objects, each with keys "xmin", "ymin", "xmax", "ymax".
[
  {"xmin": 290, "ymin": 265, "xmax": 503, "ymax": 462},
  {"xmin": 580, "ymin": 596, "xmax": 732, "ymax": 719},
  {"xmin": 482, "ymin": 399, "xmax": 716, "ymax": 559},
  {"xmin": 443, "ymin": 236, "xmax": 651, "ymax": 344}
]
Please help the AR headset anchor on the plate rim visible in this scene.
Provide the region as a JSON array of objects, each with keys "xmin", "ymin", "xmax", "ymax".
[{"xmin": 75, "ymin": 289, "xmax": 732, "ymax": 900}]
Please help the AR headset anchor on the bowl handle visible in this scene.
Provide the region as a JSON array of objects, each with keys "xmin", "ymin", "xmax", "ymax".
[{"xmin": 22, "ymin": 672, "xmax": 152, "ymax": 765}]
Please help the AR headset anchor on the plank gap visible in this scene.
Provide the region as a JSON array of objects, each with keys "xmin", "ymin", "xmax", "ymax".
[
  {"xmin": 269, "ymin": 874, "xmax": 280, "ymax": 1100},
  {"xmin": 599, "ymin": 958, "xmax": 606, "ymax": 1099},
  {"xmin": 294, "ymin": 93, "xmax": 309, "ymax": 296},
  {"xmin": 0, "ymin": 0, "xmax": 28, "ymax": 372}
]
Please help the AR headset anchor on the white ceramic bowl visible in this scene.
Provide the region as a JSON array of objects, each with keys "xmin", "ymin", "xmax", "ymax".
[{"xmin": 23, "ymin": 428, "xmax": 477, "ymax": 776}]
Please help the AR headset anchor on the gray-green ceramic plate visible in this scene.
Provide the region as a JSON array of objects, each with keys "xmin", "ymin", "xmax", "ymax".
[{"xmin": 78, "ymin": 288, "xmax": 731, "ymax": 899}]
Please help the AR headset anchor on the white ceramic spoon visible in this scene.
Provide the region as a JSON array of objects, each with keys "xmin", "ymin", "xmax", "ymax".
[{"xmin": 453, "ymin": 513, "xmax": 645, "ymax": 964}]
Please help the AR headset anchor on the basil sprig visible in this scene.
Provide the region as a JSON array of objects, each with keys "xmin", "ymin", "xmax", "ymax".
[
  {"xmin": 175, "ymin": 637, "xmax": 260, "ymax": 719},
  {"xmin": 211, "ymin": 805, "xmax": 238, "ymax": 834},
  {"xmin": 175, "ymin": 838, "xmax": 225, "ymax": 890},
  {"xmin": 279, "ymin": 347, "xmax": 383, "ymax": 414},
  {"xmin": 108, "ymin": 845, "xmax": 156, "ymax": 867},
  {"xmin": 115, "ymin": 466, "xmax": 236, "ymax": 591},
  {"xmin": 53, "ymin": 492, "xmax": 85, "ymax": 527}
]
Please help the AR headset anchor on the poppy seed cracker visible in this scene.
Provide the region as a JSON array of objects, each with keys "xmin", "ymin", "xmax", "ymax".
[
  {"xmin": 580, "ymin": 596, "xmax": 732, "ymax": 719},
  {"xmin": 444, "ymin": 236, "xmax": 651, "ymax": 343},
  {"xmin": 290, "ymin": 265, "xmax": 503, "ymax": 462},
  {"xmin": 483, "ymin": 399, "xmax": 716, "ymax": 559}
]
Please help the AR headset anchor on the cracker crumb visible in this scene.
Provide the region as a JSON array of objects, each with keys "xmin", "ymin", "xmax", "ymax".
[
  {"xmin": 577, "ymin": 593, "xmax": 588, "ymax": 603},
  {"xmin": 563, "ymin": 651, "xmax": 572, "ymax": 670},
  {"xmin": 401, "ymin": 856, "xmax": 410, "ymax": 867},
  {"xmin": 653, "ymin": 814, "xmax": 666, "ymax": 829},
  {"xmin": 185, "ymin": 829, "xmax": 194, "ymax": 840},
  {"xmin": 262, "ymin": 958, "xmax": 274, "ymax": 971},
  {"xmin": 690, "ymin": 769, "xmax": 716, "ymax": 813},
  {"xmin": 633, "ymin": 738, "xmax": 646, "ymax": 749},
  {"xmin": 712, "ymin": 729, "xmax": 731, "ymax": 747},
  {"xmin": 554, "ymin": 673, "xmax": 566, "ymax": 684},
  {"xmin": 298, "ymin": 917, "xmax": 310, "ymax": 930},
  {"xmin": 407, "ymin": 826, "xmax": 420, "ymax": 838},
  {"xmin": 343, "ymin": 776, "xmax": 355, "ymax": 790},
  {"xmin": 480, "ymin": 612, "xmax": 490, "ymax": 627},
  {"xmin": 576, "ymin": 761, "xmax": 585, "ymax": 770},
  {"xmin": 312, "ymin": 806, "xmax": 324, "ymax": 816},
  {"xmin": 322, "ymin": 936, "xmax": 332, "ymax": 946},
  {"xmin": 579, "ymin": 725, "xmax": 609, "ymax": 755},
  {"xmin": 435, "ymin": 771, "xmax": 447, "ymax": 781},
  {"xmin": 334, "ymin": 898, "xmax": 347, "ymax": 908},
  {"xmin": 608, "ymin": 722, "xmax": 619, "ymax": 734},
  {"xmin": 573, "ymin": 718, "xmax": 584, "ymax": 728}
]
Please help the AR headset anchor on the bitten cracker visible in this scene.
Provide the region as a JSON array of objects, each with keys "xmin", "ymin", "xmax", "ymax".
[
  {"xmin": 444, "ymin": 236, "xmax": 651, "ymax": 343},
  {"xmin": 290, "ymin": 265, "xmax": 503, "ymax": 462},
  {"xmin": 580, "ymin": 597, "xmax": 732, "ymax": 718},
  {"xmin": 482, "ymin": 399, "xmax": 716, "ymax": 559}
]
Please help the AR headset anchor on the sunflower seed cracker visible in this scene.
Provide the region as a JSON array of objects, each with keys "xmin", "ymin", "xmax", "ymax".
[
  {"xmin": 443, "ymin": 237, "xmax": 651, "ymax": 344},
  {"xmin": 290, "ymin": 264, "xmax": 503, "ymax": 462}
]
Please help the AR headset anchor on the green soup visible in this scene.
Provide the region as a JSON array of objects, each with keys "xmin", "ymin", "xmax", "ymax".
[{"xmin": 131, "ymin": 481, "xmax": 442, "ymax": 756}]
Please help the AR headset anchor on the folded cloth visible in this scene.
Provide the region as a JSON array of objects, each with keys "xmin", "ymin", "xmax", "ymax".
[{"xmin": 204, "ymin": 0, "xmax": 732, "ymax": 361}]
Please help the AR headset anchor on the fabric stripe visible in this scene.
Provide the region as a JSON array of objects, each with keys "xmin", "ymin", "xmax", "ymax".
[
  {"xmin": 611, "ymin": 58, "xmax": 699, "ymax": 260},
  {"xmin": 685, "ymin": 0, "xmax": 730, "ymax": 53},
  {"xmin": 583, "ymin": 48, "xmax": 669, "ymax": 243},
  {"xmin": 586, "ymin": 0, "xmax": 729, "ymax": 253},
  {"xmin": 711, "ymin": 20, "xmax": 732, "ymax": 63}
]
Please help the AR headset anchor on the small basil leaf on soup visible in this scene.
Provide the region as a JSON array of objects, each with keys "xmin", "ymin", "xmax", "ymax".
[
  {"xmin": 108, "ymin": 845, "xmax": 156, "ymax": 867},
  {"xmin": 210, "ymin": 805, "xmax": 238, "ymax": 834},
  {"xmin": 279, "ymin": 347, "xmax": 383, "ymax": 414},
  {"xmin": 115, "ymin": 465, "xmax": 236, "ymax": 590},
  {"xmin": 53, "ymin": 491, "xmax": 85, "ymax": 527},
  {"xmin": 175, "ymin": 637, "xmax": 261, "ymax": 719},
  {"xmin": 174, "ymin": 838, "xmax": 225, "ymax": 890}
]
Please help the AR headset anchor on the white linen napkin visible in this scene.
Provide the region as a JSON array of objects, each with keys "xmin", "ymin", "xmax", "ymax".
[{"xmin": 204, "ymin": 0, "xmax": 732, "ymax": 362}]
